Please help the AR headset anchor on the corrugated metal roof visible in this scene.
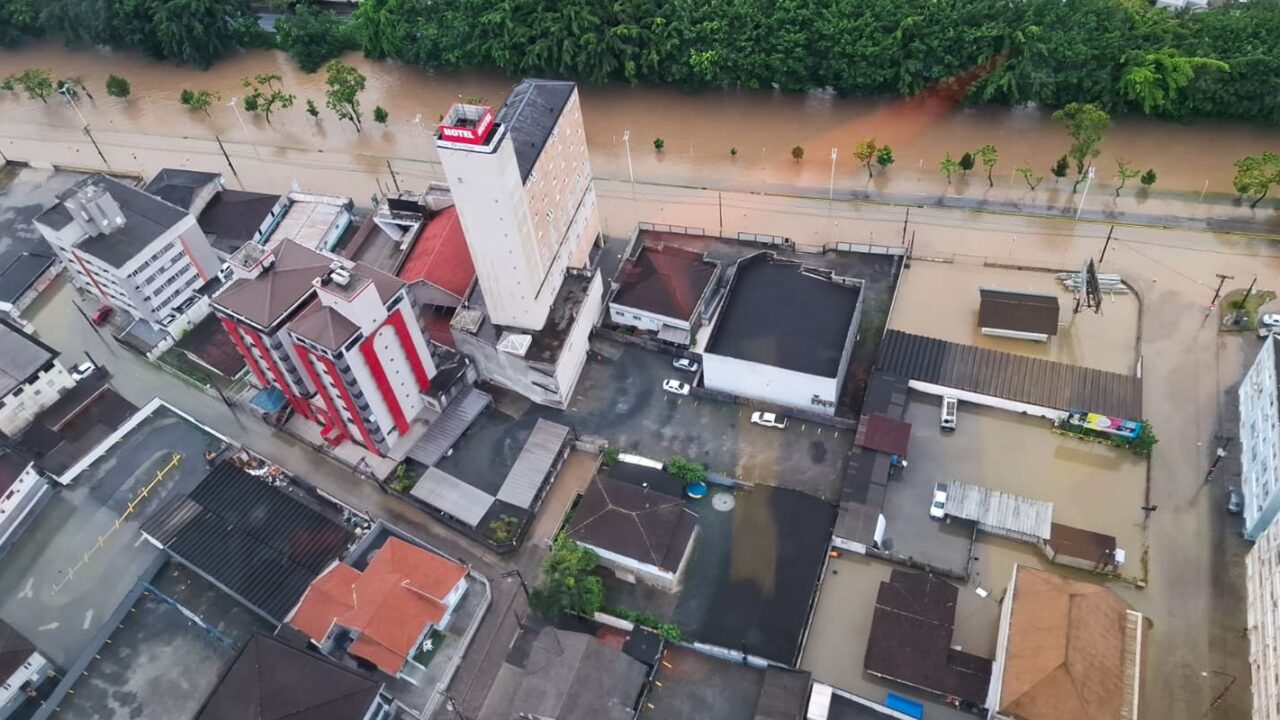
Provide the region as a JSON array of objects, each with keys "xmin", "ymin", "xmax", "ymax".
[
  {"xmin": 410, "ymin": 466, "xmax": 493, "ymax": 526},
  {"xmin": 141, "ymin": 460, "xmax": 353, "ymax": 621},
  {"xmin": 407, "ymin": 387, "xmax": 492, "ymax": 466},
  {"xmin": 497, "ymin": 419, "xmax": 570, "ymax": 508},
  {"xmin": 944, "ymin": 481, "xmax": 1053, "ymax": 541},
  {"xmin": 876, "ymin": 331, "xmax": 1142, "ymax": 418}
]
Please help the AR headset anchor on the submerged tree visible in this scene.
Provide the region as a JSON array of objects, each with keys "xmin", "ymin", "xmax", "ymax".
[
  {"xmin": 14, "ymin": 68, "xmax": 54, "ymax": 103},
  {"xmin": 323, "ymin": 60, "xmax": 366, "ymax": 132},
  {"xmin": 939, "ymin": 152, "xmax": 959, "ymax": 185},
  {"xmin": 105, "ymin": 74, "xmax": 131, "ymax": 100},
  {"xmin": 1052, "ymin": 103, "xmax": 1111, "ymax": 191},
  {"xmin": 1233, "ymin": 152, "xmax": 1280, "ymax": 209},
  {"xmin": 854, "ymin": 138, "xmax": 878, "ymax": 178},
  {"xmin": 1016, "ymin": 165, "xmax": 1044, "ymax": 191},
  {"xmin": 179, "ymin": 88, "xmax": 220, "ymax": 117},
  {"xmin": 241, "ymin": 73, "xmax": 295, "ymax": 124},
  {"xmin": 875, "ymin": 145, "xmax": 895, "ymax": 172},
  {"xmin": 1114, "ymin": 157, "xmax": 1140, "ymax": 197},
  {"xmin": 975, "ymin": 144, "xmax": 998, "ymax": 187}
]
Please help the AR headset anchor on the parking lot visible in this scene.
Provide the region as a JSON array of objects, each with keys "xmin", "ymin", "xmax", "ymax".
[
  {"xmin": 877, "ymin": 392, "xmax": 1147, "ymax": 577},
  {"xmin": 799, "ymin": 554, "xmax": 983, "ymax": 720},
  {"xmin": 889, "ymin": 260, "xmax": 1139, "ymax": 374},
  {"xmin": 0, "ymin": 403, "xmax": 226, "ymax": 666}
]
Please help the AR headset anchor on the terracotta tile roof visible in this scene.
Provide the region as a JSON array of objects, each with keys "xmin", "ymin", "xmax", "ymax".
[
  {"xmin": 999, "ymin": 566, "xmax": 1138, "ymax": 720},
  {"xmin": 289, "ymin": 537, "xmax": 467, "ymax": 675},
  {"xmin": 398, "ymin": 207, "xmax": 475, "ymax": 300}
]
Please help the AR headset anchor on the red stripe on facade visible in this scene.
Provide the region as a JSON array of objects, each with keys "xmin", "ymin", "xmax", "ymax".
[
  {"xmin": 386, "ymin": 307, "xmax": 431, "ymax": 393},
  {"xmin": 307, "ymin": 347, "xmax": 380, "ymax": 454},
  {"xmin": 72, "ymin": 252, "xmax": 109, "ymax": 302},
  {"xmin": 219, "ymin": 316, "xmax": 268, "ymax": 387},
  {"xmin": 294, "ymin": 343, "xmax": 346, "ymax": 442},
  {"xmin": 245, "ymin": 328, "xmax": 310, "ymax": 420},
  {"xmin": 358, "ymin": 330, "xmax": 409, "ymax": 435},
  {"xmin": 176, "ymin": 235, "xmax": 209, "ymax": 282}
]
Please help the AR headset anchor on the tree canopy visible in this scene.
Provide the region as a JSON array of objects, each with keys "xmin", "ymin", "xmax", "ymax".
[
  {"xmin": 530, "ymin": 537, "xmax": 604, "ymax": 619},
  {"xmin": 324, "ymin": 59, "xmax": 366, "ymax": 132}
]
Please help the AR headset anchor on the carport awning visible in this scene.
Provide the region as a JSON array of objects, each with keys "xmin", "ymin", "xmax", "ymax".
[
  {"xmin": 410, "ymin": 467, "xmax": 493, "ymax": 527},
  {"xmin": 944, "ymin": 481, "xmax": 1052, "ymax": 541},
  {"xmin": 855, "ymin": 414, "xmax": 911, "ymax": 456},
  {"xmin": 497, "ymin": 419, "xmax": 570, "ymax": 509}
]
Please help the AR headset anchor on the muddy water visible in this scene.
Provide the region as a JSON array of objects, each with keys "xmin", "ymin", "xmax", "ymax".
[{"xmin": 2, "ymin": 42, "xmax": 1279, "ymax": 194}]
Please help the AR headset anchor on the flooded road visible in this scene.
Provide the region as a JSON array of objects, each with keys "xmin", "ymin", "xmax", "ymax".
[{"xmin": 2, "ymin": 42, "xmax": 1279, "ymax": 199}]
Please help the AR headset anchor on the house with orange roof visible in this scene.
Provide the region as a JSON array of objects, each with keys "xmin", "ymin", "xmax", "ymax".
[{"xmin": 287, "ymin": 535, "xmax": 469, "ymax": 678}]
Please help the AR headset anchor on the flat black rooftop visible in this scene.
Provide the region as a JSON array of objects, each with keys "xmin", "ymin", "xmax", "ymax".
[
  {"xmin": 496, "ymin": 79, "xmax": 576, "ymax": 183},
  {"xmin": 141, "ymin": 460, "xmax": 354, "ymax": 622},
  {"xmin": 44, "ymin": 175, "xmax": 190, "ymax": 268},
  {"xmin": 876, "ymin": 330, "xmax": 1143, "ymax": 418},
  {"xmin": 707, "ymin": 253, "xmax": 860, "ymax": 377},
  {"xmin": 0, "ymin": 252, "xmax": 54, "ymax": 304},
  {"xmin": 198, "ymin": 189, "xmax": 281, "ymax": 256},
  {"xmin": 461, "ymin": 271, "xmax": 596, "ymax": 366},
  {"xmin": 143, "ymin": 168, "xmax": 221, "ymax": 211}
]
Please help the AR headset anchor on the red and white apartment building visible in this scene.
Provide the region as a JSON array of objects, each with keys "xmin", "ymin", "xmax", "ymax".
[{"xmin": 212, "ymin": 240, "xmax": 440, "ymax": 456}]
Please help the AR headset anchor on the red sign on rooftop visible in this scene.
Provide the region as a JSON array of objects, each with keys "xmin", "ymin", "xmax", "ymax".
[{"xmin": 438, "ymin": 106, "xmax": 495, "ymax": 146}]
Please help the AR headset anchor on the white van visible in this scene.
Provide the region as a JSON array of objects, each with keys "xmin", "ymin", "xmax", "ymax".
[{"xmin": 940, "ymin": 396, "xmax": 958, "ymax": 431}]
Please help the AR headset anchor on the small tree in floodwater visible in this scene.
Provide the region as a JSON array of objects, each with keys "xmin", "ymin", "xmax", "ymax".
[
  {"xmin": 976, "ymin": 144, "xmax": 998, "ymax": 187},
  {"xmin": 1016, "ymin": 165, "xmax": 1044, "ymax": 191},
  {"xmin": 876, "ymin": 145, "xmax": 894, "ymax": 173},
  {"xmin": 958, "ymin": 151, "xmax": 975, "ymax": 177},
  {"xmin": 1114, "ymin": 157, "xmax": 1140, "ymax": 197},
  {"xmin": 180, "ymin": 89, "xmax": 220, "ymax": 118},
  {"xmin": 854, "ymin": 138, "xmax": 878, "ymax": 178},
  {"xmin": 105, "ymin": 75, "xmax": 131, "ymax": 100},
  {"xmin": 324, "ymin": 60, "xmax": 366, "ymax": 132},
  {"xmin": 791, "ymin": 145, "xmax": 804, "ymax": 162},
  {"xmin": 1051, "ymin": 155, "xmax": 1070, "ymax": 183},
  {"xmin": 306, "ymin": 98, "xmax": 320, "ymax": 120},
  {"xmin": 1140, "ymin": 169, "xmax": 1157, "ymax": 188},
  {"xmin": 373, "ymin": 105, "xmax": 388, "ymax": 124},
  {"xmin": 939, "ymin": 152, "xmax": 960, "ymax": 185},
  {"xmin": 15, "ymin": 68, "xmax": 54, "ymax": 103},
  {"xmin": 653, "ymin": 137, "xmax": 665, "ymax": 152}
]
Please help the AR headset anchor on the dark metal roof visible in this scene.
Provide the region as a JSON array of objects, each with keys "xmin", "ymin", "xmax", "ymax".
[
  {"xmin": 196, "ymin": 633, "xmax": 382, "ymax": 720},
  {"xmin": 854, "ymin": 414, "xmax": 911, "ymax": 456},
  {"xmin": 174, "ymin": 315, "xmax": 248, "ymax": 377},
  {"xmin": 0, "ymin": 252, "xmax": 55, "ymax": 304},
  {"xmin": 612, "ymin": 243, "xmax": 719, "ymax": 323},
  {"xmin": 864, "ymin": 569, "xmax": 992, "ymax": 705},
  {"xmin": 496, "ymin": 79, "xmax": 576, "ymax": 183},
  {"xmin": 567, "ymin": 475, "xmax": 696, "ymax": 570},
  {"xmin": 1046, "ymin": 522, "xmax": 1116, "ymax": 563},
  {"xmin": 978, "ymin": 288, "xmax": 1060, "ymax": 336},
  {"xmin": 0, "ymin": 317, "xmax": 57, "ymax": 398},
  {"xmin": 753, "ymin": 667, "xmax": 811, "ymax": 720},
  {"xmin": 198, "ymin": 190, "xmax": 282, "ymax": 256},
  {"xmin": 876, "ymin": 330, "xmax": 1142, "ymax": 418},
  {"xmin": 0, "ymin": 618, "xmax": 37, "ymax": 680},
  {"xmin": 707, "ymin": 254, "xmax": 860, "ymax": 377},
  {"xmin": 66, "ymin": 175, "xmax": 191, "ymax": 268},
  {"xmin": 143, "ymin": 169, "xmax": 221, "ymax": 211},
  {"xmin": 141, "ymin": 460, "xmax": 353, "ymax": 622}
]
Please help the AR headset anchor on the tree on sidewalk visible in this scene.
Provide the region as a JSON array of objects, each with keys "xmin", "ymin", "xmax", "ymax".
[
  {"xmin": 1052, "ymin": 102, "xmax": 1111, "ymax": 192},
  {"xmin": 1140, "ymin": 169, "xmax": 1157, "ymax": 188},
  {"xmin": 1016, "ymin": 165, "xmax": 1044, "ymax": 191},
  {"xmin": 939, "ymin": 152, "xmax": 959, "ymax": 185},
  {"xmin": 854, "ymin": 138, "xmax": 878, "ymax": 178},
  {"xmin": 1114, "ymin": 158, "xmax": 1140, "ymax": 197},
  {"xmin": 1051, "ymin": 155, "xmax": 1070, "ymax": 183},
  {"xmin": 958, "ymin": 151, "xmax": 975, "ymax": 177},
  {"xmin": 324, "ymin": 60, "xmax": 365, "ymax": 132},
  {"xmin": 976, "ymin": 144, "xmax": 998, "ymax": 187},
  {"xmin": 1233, "ymin": 152, "xmax": 1280, "ymax": 209}
]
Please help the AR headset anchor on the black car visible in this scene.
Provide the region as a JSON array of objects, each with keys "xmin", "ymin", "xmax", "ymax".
[{"xmin": 1227, "ymin": 487, "xmax": 1244, "ymax": 515}]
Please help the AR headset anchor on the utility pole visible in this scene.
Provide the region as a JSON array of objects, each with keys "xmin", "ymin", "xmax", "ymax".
[
  {"xmin": 902, "ymin": 208, "xmax": 911, "ymax": 245},
  {"xmin": 438, "ymin": 691, "xmax": 471, "ymax": 720},
  {"xmin": 1234, "ymin": 275, "xmax": 1258, "ymax": 325},
  {"xmin": 622, "ymin": 130, "xmax": 634, "ymax": 192},
  {"xmin": 386, "ymin": 160, "xmax": 401, "ymax": 193},
  {"xmin": 1209, "ymin": 273, "xmax": 1234, "ymax": 313},
  {"xmin": 1098, "ymin": 225, "xmax": 1114, "ymax": 265},
  {"xmin": 213, "ymin": 135, "xmax": 241, "ymax": 186},
  {"xmin": 828, "ymin": 147, "xmax": 838, "ymax": 202},
  {"xmin": 60, "ymin": 85, "xmax": 110, "ymax": 170},
  {"xmin": 500, "ymin": 569, "xmax": 531, "ymax": 602},
  {"xmin": 1205, "ymin": 438, "xmax": 1232, "ymax": 482},
  {"xmin": 717, "ymin": 192, "xmax": 723, "ymax": 238}
]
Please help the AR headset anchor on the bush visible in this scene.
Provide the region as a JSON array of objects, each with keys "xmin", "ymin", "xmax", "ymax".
[
  {"xmin": 602, "ymin": 447, "xmax": 620, "ymax": 467},
  {"xmin": 487, "ymin": 514, "xmax": 521, "ymax": 543},
  {"xmin": 665, "ymin": 455, "xmax": 706, "ymax": 485},
  {"xmin": 1129, "ymin": 421, "xmax": 1158, "ymax": 458},
  {"xmin": 373, "ymin": 105, "xmax": 388, "ymax": 123},
  {"xmin": 105, "ymin": 74, "xmax": 130, "ymax": 99},
  {"xmin": 653, "ymin": 137, "xmax": 664, "ymax": 152},
  {"xmin": 530, "ymin": 537, "xmax": 603, "ymax": 619},
  {"xmin": 607, "ymin": 606, "xmax": 684, "ymax": 643}
]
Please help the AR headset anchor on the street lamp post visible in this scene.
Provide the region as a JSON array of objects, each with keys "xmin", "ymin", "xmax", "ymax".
[
  {"xmin": 60, "ymin": 85, "xmax": 110, "ymax": 170},
  {"xmin": 828, "ymin": 148, "xmax": 838, "ymax": 202},
  {"xmin": 228, "ymin": 96, "xmax": 262, "ymax": 159},
  {"xmin": 622, "ymin": 130, "xmax": 635, "ymax": 190},
  {"xmin": 501, "ymin": 569, "xmax": 531, "ymax": 601},
  {"xmin": 1075, "ymin": 166, "xmax": 1096, "ymax": 221}
]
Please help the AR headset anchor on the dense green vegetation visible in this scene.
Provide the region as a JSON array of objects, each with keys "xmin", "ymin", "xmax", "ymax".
[{"xmin": 2, "ymin": 0, "xmax": 1279, "ymax": 124}]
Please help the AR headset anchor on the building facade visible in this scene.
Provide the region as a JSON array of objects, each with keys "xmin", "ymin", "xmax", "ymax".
[
  {"xmin": 1249, "ymin": 519, "xmax": 1280, "ymax": 720},
  {"xmin": 34, "ymin": 175, "xmax": 220, "ymax": 325},
  {"xmin": 436, "ymin": 79, "xmax": 604, "ymax": 407},
  {"xmin": 213, "ymin": 241, "xmax": 442, "ymax": 457},
  {"xmin": 0, "ymin": 320, "xmax": 74, "ymax": 437},
  {"xmin": 1242, "ymin": 335, "xmax": 1280, "ymax": 541}
]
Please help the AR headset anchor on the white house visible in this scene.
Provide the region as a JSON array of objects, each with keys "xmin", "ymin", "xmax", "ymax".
[
  {"xmin": 0, "ymin": 451, "xmax": 47, "ymax": 549},
  {"xmin": 609, "ymin": 242, "xmax": 719, "ymax": 346},
  {"xmin": 1, "ymin": 619, "xmax": 52, "ymax": 719},
  {"xmin": 0, "ymin": 320, "xmax": 74, "ymax": 437}
]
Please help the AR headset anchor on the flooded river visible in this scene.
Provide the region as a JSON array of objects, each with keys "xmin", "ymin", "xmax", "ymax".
[{"xmin": 1, "ymin": 42, "xmax": 1279, "ymax": 196}]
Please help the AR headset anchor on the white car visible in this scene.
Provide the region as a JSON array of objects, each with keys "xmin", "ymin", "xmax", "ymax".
[
  {"xmin": 929, "ymin": 482, "xmax": 948, "ymax": 519},
  {"xmin": 70, "ymin": 361, "xmax": 96, "ymax": 382},
  {"xmin": 750, "ymin": 411, "xmax": 788, "ymax": 429},
  {"xmin": 672, "ymin": 357, "xmax": 700, "ymax": 373},
  {"xmin": 1261, "ymin": 313, "xmax": 1280, "ymax": 328},
  {"xmin": 662, "ymin": 379, "xmax": 690, "ymax": 396}
]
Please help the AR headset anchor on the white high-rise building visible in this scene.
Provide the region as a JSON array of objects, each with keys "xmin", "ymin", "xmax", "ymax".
[
  {"xmin": 1241, "ymin": 335, "xmax": 1280, "ymax": 540},
  {"xmin": 436, "ymin": 79, "xmax": 604, "ymax": 408}
]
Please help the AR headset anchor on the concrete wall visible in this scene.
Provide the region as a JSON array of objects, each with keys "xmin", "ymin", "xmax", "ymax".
[
  {"xmin": 1248, "ymin": 509, "xmax": 1280, "ymax": 720},
  {"xmin": 0, "ymin": 360, "xmax": 74, "ymax": 436},
  {"xmin": 553, "ymin": 273, "xmax": 604, "ymax": 405},
  {"xmin": 985, "ymin": 565, "xmax": 1019, "ymax": 718},
  {"xmin": 702, "ymin": 352, "xmax": 839, "ymax": 416}
]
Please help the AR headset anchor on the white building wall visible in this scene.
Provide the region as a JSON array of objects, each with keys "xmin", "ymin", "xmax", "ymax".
[
  {"xmin": 0, "ymin": 361, "xmax": 75, "ymax": 436},
  {"xmin": 609, "ymin": 303, "xmax": 688, "ymax": 335},
  {"xmin": 0, "ymin": 649, "xmax": 50, "ymax": 718},
  {"xmin": 702, "ymin": 352, "xmax": 839, "ymax": 416},
  {"xmin": 1242, "ymin": 336, "xmax": 1280, "ymax": 540},
  {"xmin": 1248, "ymin": 522, "xmax": 1280, "ymax": 720},
  {"xmin": 553, "ymin": 273, "xmax": 604, "ymax": 405},
  {"xmin": 0, "ymin": 462, "xmax": 47, "ymax": 546}
]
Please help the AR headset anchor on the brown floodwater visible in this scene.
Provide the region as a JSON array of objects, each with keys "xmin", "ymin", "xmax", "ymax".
[{"xmin": 1, "ymin": 42, "xmax": 1279, "ymax": 195}]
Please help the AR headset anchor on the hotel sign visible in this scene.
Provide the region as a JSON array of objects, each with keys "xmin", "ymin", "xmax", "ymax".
[{"xmin": 438, "ymin": 107, "xmax": 495, "ymax": 146}]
